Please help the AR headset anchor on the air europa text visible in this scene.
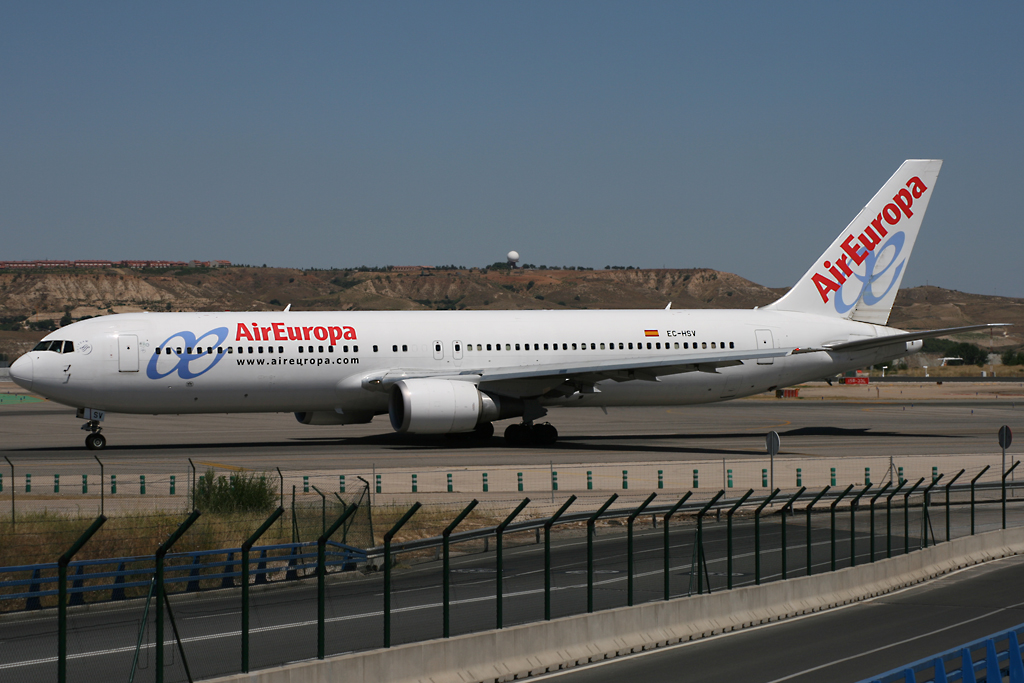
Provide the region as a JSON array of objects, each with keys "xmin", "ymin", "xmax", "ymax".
[
  {"xmin": 235, "ymin": 322, "xmax": 357, "ymax": 345},
  {"xmin": 812, "ymin": 175, "xmax": 928, "ymax": 304}
]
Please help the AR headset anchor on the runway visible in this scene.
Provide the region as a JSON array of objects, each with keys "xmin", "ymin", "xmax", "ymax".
[{"xmin": 1, "ymin": 387, "xmax": 1021, "ymax": 475}]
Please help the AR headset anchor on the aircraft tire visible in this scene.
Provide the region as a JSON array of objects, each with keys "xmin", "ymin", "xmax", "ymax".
[
  {"xmin": 473, "ymin": 422, "xmax": 495, "ymax": 440},
  {"xmin": 504, "ymin": 423, "xmax": 527, "ymax": 446},
  {"xmin": 85, "ymin": 433, "xmax": 106, "ymax": 451},
  {"xmin": 535, "ymin": 423, "xmax": 558, "ymax": 445}
]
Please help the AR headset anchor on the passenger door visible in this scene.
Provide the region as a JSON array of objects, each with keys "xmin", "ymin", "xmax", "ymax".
[
  {"xmin": 754, "ymin": 329, "xmax": 774, "ymax": 365},
  {"xmin": 118, "ymin": 335, "xmax": 139, "ymax": 372}
]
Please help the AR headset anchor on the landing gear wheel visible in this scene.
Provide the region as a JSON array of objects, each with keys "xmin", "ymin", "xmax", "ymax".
[
  {"xmin": 534, "ymin": 423, "xmax": 558, "ymax": 445},
  {"xmin": 85, "ymin": 433, "xmax": 106, "ymax": 450},
  {"xmin": 504, "ymin": 423, "xmax": 528, "ymax": 446},
  {"xmin": 473, "ymin": 422, "xmax": 495, "ymax": 440}
]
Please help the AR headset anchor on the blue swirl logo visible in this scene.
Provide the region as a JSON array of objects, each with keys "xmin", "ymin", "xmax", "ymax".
[
  {"xmin": 834, "ymin": 232, "xmax": 906, "ymax": 315},
  {"xmin": 146, "ymin": 327, "xmax": 230, "ymax": 380}
]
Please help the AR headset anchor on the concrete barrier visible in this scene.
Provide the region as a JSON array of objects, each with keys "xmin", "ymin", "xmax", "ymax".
[{"xmin": 210, "ymin": 526, "xmax": 1024, "ymax": 683}]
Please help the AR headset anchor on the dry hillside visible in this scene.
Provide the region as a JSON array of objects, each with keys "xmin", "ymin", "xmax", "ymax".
[{"xmin": 1, "ymin": 266, "xmax": 1021, "ymax": 359}]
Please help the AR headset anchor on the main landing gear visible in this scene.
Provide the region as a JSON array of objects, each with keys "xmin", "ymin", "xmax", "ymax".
[
  {"xmin": 82, "ymin": 420, "xmax": 106, "ymax": 450},
  {"xmin": 504, "ymin": 422, "xmax": 558, "ymax": 447}
]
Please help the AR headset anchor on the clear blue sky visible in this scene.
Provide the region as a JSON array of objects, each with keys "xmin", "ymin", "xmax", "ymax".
[{"xmin": 2, "ymin": 2, "xmax": 1021, "ymax": 295}]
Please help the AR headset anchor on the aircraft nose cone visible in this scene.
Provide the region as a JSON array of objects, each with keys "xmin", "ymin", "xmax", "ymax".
[{"xmin": 9, "ymin": 354, "xmax": 33, "ymax": 391}]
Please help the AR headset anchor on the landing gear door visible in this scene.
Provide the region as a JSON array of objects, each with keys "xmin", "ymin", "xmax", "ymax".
[
  {"xmin": 755, "ymin": 329, "xmax": 774, "ymax": 365},
  {"xmin": 118, "ymin": 335, "xmax": 139, "ymax": 372}
]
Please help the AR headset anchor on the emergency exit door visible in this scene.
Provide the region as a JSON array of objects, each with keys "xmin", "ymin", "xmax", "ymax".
[
  {"xmin": 754, "ymin": 329, "xmax": 774, "ymax": 365},
  {"xmin": 118, "ymin": 335, "xmax": 139, "ymax": 372}
]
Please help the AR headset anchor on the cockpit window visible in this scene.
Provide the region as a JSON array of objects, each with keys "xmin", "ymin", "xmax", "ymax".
[{"xmin": 33, "ymin": 340, "xmax": 69, "ymax": 353}]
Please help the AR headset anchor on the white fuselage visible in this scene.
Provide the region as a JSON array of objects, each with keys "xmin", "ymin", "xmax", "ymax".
[{"xmin": 13, "ymin": 308, "xmax": 913, "ymax": 417}]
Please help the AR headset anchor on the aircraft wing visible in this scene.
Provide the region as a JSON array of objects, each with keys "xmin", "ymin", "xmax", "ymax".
[
  {"xmin": 362, "ymin": 345, "xmax": 791, "ymax": 397},
  {"xmin": 791, "ymin": 323, "xmax": 1010, "ymax": 355}
]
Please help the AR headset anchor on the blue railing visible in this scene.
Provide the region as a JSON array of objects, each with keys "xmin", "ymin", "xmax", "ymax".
[
  {"xmin": 0, "ymin": 540, "xmax": 367, "ymax": 609},
  {"xmin": 859, "ymin": 623, "xmax": 1024, "ymax": 682}
]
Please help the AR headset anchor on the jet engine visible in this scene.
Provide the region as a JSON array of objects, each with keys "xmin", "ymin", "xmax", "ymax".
[{"xmin": 388, "ymin": 379, "xmax": 521, "ymax": 434}]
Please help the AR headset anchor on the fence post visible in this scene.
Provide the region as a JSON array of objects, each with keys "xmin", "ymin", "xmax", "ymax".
[
  {"xmin": 944, "ymin": 470, "xmax": 965, "ymax": 542},
  {"xmin": 443, "ymin": 500, "xmax": 479, "ymax": 637},
  {"xmin": 849, "ymin": 485, "xmax": 872, "ymax": 567},
  {"xmin": 869, "ymin": 483, "xmax": 891, "ymax": 562},
  {"xmin": 587, "ymin": 471, "xmax": 593, "ymax": 491},
  {"xmin": 384, "ymin": 502, "xmax": 421, "ymax": 647},
  {"xmin": 587, "ymin": 494, "xmax": 618, "ymax": 612},
  {"xmin": 545, "ymin": 496, "xmax": 577, "ymax": 620},
  {"xmin": 663, "ymin": 492, "xmax": 692, "ymax": 600},
  {"xmin": 885, "ymin": 480, "xmax": 906, "ymax": 557},
  {"xmin": 627, "ymin": 493, "xmax": 658, "ymax": 605},
  {"xmin": 1004, "ymin": 461, "xmax": 1020, "ymax": 530},
  {"xmin": 317, "ymin": 503, "xmax": 359, "ymax": 658},
  {"xmin": 517, "ymin": 472, "xmax": 523, "ymax": 492},
  {"xmin": 622, "ymin": 470, "xmax": 628, "ymax": 490},
  {"xmin": 496, "ymin": 498, "xmax": 530, "ymax": 629},
  {"xmin": 447, "ymin": 473, "xmax": 453, "ymax": 493},
  {"xmin": 726, "ymin": 490, "xmax": 754, "ymax": 589},
  {"xmin": 5, "ymin": 457, "xmax": 14, "ymax": 530},
  {"xmin": 830, "ymin": 484, "xmax": 855, "ymax": 571},
  {"xmin": 54, "ymin": 474, "xmax": 59, "ymax": 494},
  {"xmin": 58, "ymin": 515, "xmax": 106, "ymax": 683},
  {"xmin": 695, "ymin": 491, "xmax": 724, "ymax": 594},
  {"xmin": 779, "ymin": 487, "xmax": 805, "ymax": 580},
  {"xmin": 156, "ymin": 509, "xmax": 201, "ymax": 683},
  {"xmin": 971, "ymin": 466, "xmax": 990, "ymax": 535},
  {"xmin": 754, "ymin": 489, "xmax": 780, "ymax": 585},
  {"xmin": 241, "ymin": 507, "xmax": 283, "ymax": 672},
  {"xmin": 903, "ymin": 478, "xmax": 925, "ymax": 555},
  {"xmin": 921, "ymin": 475, "xmax": 944, "ymax": 548},
  {"xmin": 805, "ymin": 487, "xmax": 831, "ymax": 576}
]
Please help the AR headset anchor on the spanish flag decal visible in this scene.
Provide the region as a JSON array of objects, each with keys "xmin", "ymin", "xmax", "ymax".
[{"xmin": 644, "ymin": 330, "xmax": 659, "ymax": 337}]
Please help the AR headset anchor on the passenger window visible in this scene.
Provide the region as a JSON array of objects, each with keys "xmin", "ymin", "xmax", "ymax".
[
  {"xmin": 505, "ymin": 344, "xmax": 511, "ymax": 351},
  {"xmin": 544, "ymin": 343, "xmax": 549, "ymax": 350},
  {"xmin": 674, "ymin": 342, "xmax": 679, "ymax": 349},
  {"xmin": 711, "ymin": 342, "xmax": 716, "ymax": 349},
  {"xmin": 628, "ymin": 342, "xmax": 633, "ymax": 350},
  {"xmin": 236, "ymin": 347, "xmax": 242, "ymax": 353},
  {"xmin": 455, "ymin": 344, "xmax": 461, "ymax": 352},
  {"xmin": 600, "ymin": 343, "xmax": 605, "ymax": 350},
  {"xmin": 187, "ymin": 347, "xmax": 193, "ymax": 354},
  {"xmin": 515, "ymin": 344, "xmax": 521, "ymax": 351},
  {"xmin": 353, "ymin": 345, "xmax": 359, "ymax": 352},
  {"xmin": 435, "ymin": 343, "xmax": 441, "ymax": 352},
  {"xmin": 402, "ymin": 345, "xmax": 408, "ymax": 352},
  {"xmin": 729, "ymin": 342, "xmax": 734, "ymax": 349},
  {"xmin": 656, "ymin": 342, "xmax": 661, "ymax": 349},
  {"xmin": 486, "ymin": 344, "xmax": 492, "ymax": 351},
  {"xmin": 298, "ymin": 346, "xmax": 303, "ymax": 353},
  {"xmin": 618, "ymin": 343, "xmax": 624, "ymax": 349},
  {"xmin": 684, "ymin": 342, "xmax": 688, "ymax": 349},
  {"xmin": 646, "ymin": 343, "xmax": 651, "ymax": 349},
  {"xmin": 258, "ymin": 346, "xmax": 264, "ymax": 353},
  {"xmin": 476, "ymin": 344, "xmax": 482, "ymax": 351},
  {"xmin": 373, "ymin": 345, "xmax": 379, "ymax": 352},
  {"xmin": 227, "ymin": 347, "xmax": 233, "ymax": 354},
  {"xmin": 308, "ymin": 346, "xmax": 314, "ymax": 353},
  {"xmin": 702, "ymin": 342, "xmax": 707, "ymax": 349},
  {"xmin": 591, "ymin": 343, "xmax": 596, "ymax": 350},
  {"xmin": 177, "ymin": 347, "xmax": 183, "ymax": 354},
  {"xmin": 319, "ymin": 345, "xmax": 324, "ymax": 353},
  {"xmin": 392, "ymin": 345, "xmax": 398, "ymax": 352},
  {"xmin": 562, "ymin": 343, "xmax": 568, "ymax": 350},
  {"xmin": 328, "ymin": 345, "xmax": 333, "ymax": 352},
  {"xmin": 248, "ymin": 346, "xmax": 254, "ymax": 353},
  {"xmin": 572, "ymin": 343, "xmax": 577, "ymax": 350},
  {"xmin": 155, "ymin": 348, "xmax": 161, "ymax": 355},
  {"xmin": 267, "ymin": 346, "xmax": 273, "ymax": 353},
  {"xmin": 218, "ymin": 347, "xmax": 223, "ymax": 354},
  {"xmin": 343, "ymin": 345, "xmax": 349, "ymax": 352}
]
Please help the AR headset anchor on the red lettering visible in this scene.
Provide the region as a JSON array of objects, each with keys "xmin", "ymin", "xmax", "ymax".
[
  {"xmin": 882, "ymin": 203, "xmax": 901, "ymax": 225},
  {"xmin": 302, "ymin": 326, "xmax": 314, "ymax": 340},
  {"xmin": 313, "ymin": 326, "xmax": 328, "ymax": 341},
  {"xmin": 836, "ymin": 254, "xmax": 853, "ymax": 277},
  {"xmin": 287, "ymin": 326, "xmax": 302, "ymax": 341},
  {"xmin": 272, "ymin": 322, "xmax": 286, "ymax": 341},
  {"xmin": 261, "ymin": 326, "xmax": 272, "ymax": 340},
  {"xmin": 871, "ymin": 213, "xmax": 888, "ymax": 237},
  {"xmin": 825, "ymin": 261, "xmax": 846, "ymax": 284},
  {"xmin": 906, "ymin": 176, "xmax": 927, "ymax": 199},
  {"xmin": 328, "ymin": 326, "xmax": 343, "ymax": 345},
  {"xmin": 252, "ymin": 323, "xmax": 260, "ymax": 341},
  {"xmin": 812, "ymin": 273, "xmax": 841, "ymax": 303},
  {"xmin": 236, "ymin": 323, "xmax": 254, "ymax": 342},
  {"xmin": 892, "ymin": 188, "xmax": 914, "ymax": 218},
  {"xmin": 859, "ymin": 226, "xmax": 882, "ymax": 251},
  {"xmin": 841, "ymin": 235, "xmax": 868, "ymax": 266},
  {"xmin": 343, "ymin": 326, "xmax": 357, "ymax": 340}
]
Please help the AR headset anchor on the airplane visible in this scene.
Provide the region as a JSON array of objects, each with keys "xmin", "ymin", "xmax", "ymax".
[{"xmin": 8, "ymin": 159, "xmax": 1005, "ymax": 450}]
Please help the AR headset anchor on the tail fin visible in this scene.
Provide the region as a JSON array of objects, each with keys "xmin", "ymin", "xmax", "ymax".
[{"xmin": 767, "ymin": 159, "xmax": 942, "ymax": 325}]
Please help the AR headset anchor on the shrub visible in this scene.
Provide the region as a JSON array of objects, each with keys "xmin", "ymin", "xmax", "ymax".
[{"xmin": 194, "ymin": 469, "xmax": 277, "ymax": 514}]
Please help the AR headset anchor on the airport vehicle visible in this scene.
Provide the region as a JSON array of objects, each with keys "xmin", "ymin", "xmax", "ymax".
[{"xmin": 9, "ymin": 159, "xmax": 1002, "ymax": 450}]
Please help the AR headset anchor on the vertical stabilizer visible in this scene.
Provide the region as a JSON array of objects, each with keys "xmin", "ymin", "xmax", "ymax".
[{"xmin": 767, "ymin": 159, "xmax": 942, "ymax": 325}]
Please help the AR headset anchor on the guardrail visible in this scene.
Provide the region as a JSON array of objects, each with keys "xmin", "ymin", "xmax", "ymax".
[
  {"xmin": 859, "ymin": 622, "xmax": 1024, "ymax": 682},
  {"xmin": 0, "ymin": 540, "xmax": 366, "ymax": 609}
]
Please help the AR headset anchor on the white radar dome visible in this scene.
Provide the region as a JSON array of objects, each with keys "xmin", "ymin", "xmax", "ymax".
[{"xmin": 507, "ymin": 251, "xmax": 520, "ymax": 263}]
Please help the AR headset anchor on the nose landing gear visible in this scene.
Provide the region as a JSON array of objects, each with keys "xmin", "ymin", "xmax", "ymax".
[
  {"xmin": 504, "ymin": 422, "xmax": 558, "ymax": 447},
  {"xmin": 81, "ymin": 418, "xmax": 106, "ymax": 450}
]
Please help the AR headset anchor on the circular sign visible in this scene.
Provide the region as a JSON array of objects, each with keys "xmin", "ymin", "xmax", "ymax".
[
  {"xmin": 999, "ymin": 425, "xmax": 1013, "ymax": 450},
  {"xmin": 766, "ymin": 431, "xmax": 781, "ymax": 456}
]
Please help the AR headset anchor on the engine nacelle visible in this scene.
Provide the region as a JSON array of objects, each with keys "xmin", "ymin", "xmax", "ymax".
[
  {"xmin": 294, "ymin": 411, "xmax": 372, "ymax": 425},
  {"xmin": 388, "ymin": 379, "xmax": 522, "ymax": 434}
]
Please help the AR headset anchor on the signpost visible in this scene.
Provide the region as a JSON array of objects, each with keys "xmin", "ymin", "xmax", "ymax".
[
  {"xmin": 766, "ymin": 431, "xmax": 780, "ymax": 492},
  {"xmin": 999, "ymin": 426, "xmax": 1013, "ymax": 512}
]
